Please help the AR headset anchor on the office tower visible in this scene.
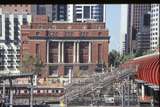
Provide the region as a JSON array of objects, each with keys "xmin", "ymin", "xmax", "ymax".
[
  {"xmin": 126, "ymin": 4, "xmax": 151, "ymax": 54},
  {"xmin": 31, "ymin": 5, "xmax": 67, "ymax": 21},
  {"xmin": 67, "ymin": 4, "xmax": 106, "ymax": 22},
  {"xmin": 136, "ymin": 12, "xmax": 150, "ymax": 52},
  {"xmin": 0, "ymin": 9, "xmax": 31, "ymax": 73},
  {"xmin": 120, "ymin": 4, "xmax": 128, "ymax": 54},
  {"xmin": 150, "ymin": 4, "xmax": 160, "ymax": 51}
]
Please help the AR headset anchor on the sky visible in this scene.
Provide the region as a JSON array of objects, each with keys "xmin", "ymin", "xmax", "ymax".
[{"xmin": 106, "ymin": 4, "xmax": 121, "ymax": 52}]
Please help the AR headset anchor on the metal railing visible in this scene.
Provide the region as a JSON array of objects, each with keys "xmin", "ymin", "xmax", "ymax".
[{"xmin": 62, "ymin": 66, "xmax": 136, "ymax": 104}]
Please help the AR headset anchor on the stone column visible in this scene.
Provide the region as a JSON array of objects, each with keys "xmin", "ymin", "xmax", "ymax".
[
  {"xmin": 61, "ymin": 42, "xmax": 64, "ymax": 63},
  {"xmin": 77, "ymin": 42, "xmax": 79, "ymax": 63},
  {"xmin": 73, "ymin": 42, "xmax": 76, "ymax": 63},
  {"xmin": 58, "ymin": 42, "xmax": 61, "ymax": 63},
  {"xmin": 88, "ymin": 42, "xmax": 91, "ymax": 63}
]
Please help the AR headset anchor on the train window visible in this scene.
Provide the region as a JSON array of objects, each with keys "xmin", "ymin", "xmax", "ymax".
[
  {"xmin": 40, "ymin": 90, "xmax": 43, "ymax": 93},
  {"xmin": 56, "ymin": 90, "xmax": 59, "ymax": 93},
  {"xmin": 48, "ymin": 90, "xmax": 52, "ymax": 93},
  {"xmin": 33, "ymin": 90, "xmax": 37, "ymax": 93},
  {"xmin": 61, "ymin": 90, "xmax": 64, "ymax": 93},
  {"xmin": 37, "ymin": 90, "xmax": 40, "ymax": 93},
  {"xmin": 25, "ymin": 90, "xmax": 27, "ymax": 93}
]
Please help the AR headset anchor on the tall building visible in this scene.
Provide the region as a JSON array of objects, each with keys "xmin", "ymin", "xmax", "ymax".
[
  {"xmin": 0, "ymin": 8, "xmax": 31, "ymax": 73},
  {"xmin": 21, "ymin": 16, "xmax": 109, "ymax": 82},
  {"xmin": 126, "ymin": 4, "xmax": 151, "ymax": 54},
  {"xmin": 136, "ymin": 12, "xmax": 150, "ymax": 52},
  {"xmin": 150, "ymin": 4, "xmax": 160, "ymax": 51},
  {"xmin": 67, "ymin": 4, "xmax": 106, "ymax": 22},
  {"xmin": 31, "ymin": 5, "xmax": 67, "ymax": 21},
  {"xmin": 120, "ymin": 4, "xmax": 128, "ymax": 54}
]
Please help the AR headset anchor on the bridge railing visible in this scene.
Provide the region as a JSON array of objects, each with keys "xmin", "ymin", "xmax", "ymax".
[{"xmin": 62, "ymin": 67, "xmax": 136, "ymax": 103}]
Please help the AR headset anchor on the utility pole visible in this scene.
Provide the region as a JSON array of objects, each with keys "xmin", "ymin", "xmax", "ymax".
[
  {"xmin": 9, "ymin": 79, "xmax": 13, "ymax": 107},
  {"xmin": 30, "ymin": 76, "xmax": 33, "ymax": 107},
  {"xmin": 127, "ymin": 76, "xmax": 130, "ymax": 107},
  {"xmin": 2, "ymin": 80, "xmax": 5, "ymax": 102},
  {"xmin": 122, "ymin": 84, "xmax": 125, "ymax": 107}
]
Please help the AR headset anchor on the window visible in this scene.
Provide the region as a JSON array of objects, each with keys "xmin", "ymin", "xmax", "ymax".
[
  {"xmin": 64, "ymin": 66, "xmax": 72, "ymax": 76},
  {"xmin": 49, "ymin": 66, "xmax": 58, "ymax": 76},
  {"xmin": 143, "ymin": 14, "xmax": 150, "ymax": 26},
  {"xmin": 35, "ymin": 44, "xmax": 40, "ymax": 58},
  {"xmin": 65, "ymin": 32, "xmax": 72, "ymax": 36},
  {"xmin": 80, "ymin": 32, "xmax": 87, "ymax": 37},
  {"xmin": 80, "ymin": 65, "xmax": 88, "ymax": 71},
  {"xmin": 23, "ymin": 18, "xmax": 28, "ymax": 25},
  {"xmin": 76, "ymin": 14, "xmax": 82, "ymax": 18},
  {"xmin": 83, "ymin": 6, "xmax": 90, "ymax": 18},
  {"xmin": 98, "ymin": 44, "xmax": 102, "ymax": 63},
  {"xmin": 37, "ymin": 5, "xmax": 46, "ymax": 15},
  {"xmin": 36, "ymin": 32, "xmax": 40, "ymax": 36}
]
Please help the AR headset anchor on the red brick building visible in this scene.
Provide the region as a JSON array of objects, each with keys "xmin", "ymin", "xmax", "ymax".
[{"xmin": 21, "ymin": 16, "xmax": 110, "ymax": 77}]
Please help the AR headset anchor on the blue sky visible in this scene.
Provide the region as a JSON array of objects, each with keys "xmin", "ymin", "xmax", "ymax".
[{"xmin": 106, "ymin": 5, "xmax": 121, "ymax": 52}]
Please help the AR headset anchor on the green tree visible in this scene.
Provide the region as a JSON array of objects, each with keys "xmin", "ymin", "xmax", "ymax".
[
  {"xmin": 33, "ymin": 57, "xmax": 45, "ymax": 76},
  {"xmin": 109, "ymin": 50, "xmax": 121, "ymax": 67},
  {"xmin": 20, "ymin": 53, "xmax": 45, "ymax": 77},
  {"xmin": 20, "ymin": 53, "xmax": 35, "ymax": 73}
]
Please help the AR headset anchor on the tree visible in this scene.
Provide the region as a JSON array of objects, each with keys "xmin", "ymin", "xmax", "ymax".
[
  {"xmin": 109, "ymin": 50, "xmax": 136, "ymax": 68},
  {"xmin": 109, "ymin": 50, "xmax": 121, "ymax": 67},
  {"xmin": 20, "ymin": 53, "xmax": 45, "ymax": 77},
  {"xmin": 33, "ymin": 57, "xmax": 45, "ymax": 77},
  {"xmin": 20, "ymin": 53, "xmax": 35, "ymax": 73}
]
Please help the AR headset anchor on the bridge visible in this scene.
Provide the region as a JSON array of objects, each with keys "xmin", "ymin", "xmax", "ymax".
[
  {"xmin": 60, "ymin": 66, "xmax": 137, "ymax": 106},
  {"xmin": 61, "ymin": 52, "xmax": 159, "ymax": 107},
  {"xmin": 0, "ymin": 53, "xmax": 159, "ymax": 107}
]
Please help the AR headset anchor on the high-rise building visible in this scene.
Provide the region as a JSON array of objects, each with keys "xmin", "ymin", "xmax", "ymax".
[
  {"xmin": 150, "ymin": 4, "xmax": 160, "ymax": 51},
  {"xmin": 0, "ymin": 7, "xmax": 31, "ymax": 73},
  {"xmin": 31, "ymin": 4, "xmax": 105, "ymax": 23},
  {"xmin": 136, "ymin": 12, "xmax": 150, "ymax": 52},
  {"xmin": 120, "ymin": 4, "xmax": 128, "ymax": 54},
  {"xmin": 126, "ymin": 4, "xmax": 151, "ymax": 54},
  {"xmin": 67, "ymin": 4, "xmax": 106, "ymax": 22},
  {"xmin": 31, "ymin": 5, "xmax": 67, "ymax": 21}
]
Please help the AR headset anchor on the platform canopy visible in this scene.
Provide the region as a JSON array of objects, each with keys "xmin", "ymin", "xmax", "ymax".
[
  {"xmin": 120, "ymin": 53, "xmax": 160, "ymax": 86},
  {"xmin": 0, "ymin": 72, "xmax": 34, "ymax": 80}
]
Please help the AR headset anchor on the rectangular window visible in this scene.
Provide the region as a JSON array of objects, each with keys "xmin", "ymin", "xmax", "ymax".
[
  {"xmin": 64, "ymin": 42, "xmax": 73, "ymax": 63},
  {"xmin": 37, "ymin": 5, "xmax": 46, "ymax": 15},
  {"xmin": 98, "ymin": 44, "xmax": 102, "ymax": 63},
  {"xmin": 76, "ymin": 14, "xmax": 82, "ymax": 18},
  {"xmin": 64, "ymin": 66, "xmax": 73, "ymax": 76},
  {"xmin": 36, "ymin": 44, "xmax": 40, "ymax": 58},
  {"xmin": 84, "ymin": 6, "xmax": 90, "ymax": 18},
  {"xmin": 143, "ymin": 14, "xmax": 150, "ymax": 26},
  {"xmin": 23, "ymin": 18, "xmax": 28, "ymax": 25},
  {"xmin": 49, "ymin": 66, "xmax": 58, "ymax": 76},
  {"xmin": 49, "ymin": 42, "xmax": 58, "ymax": 63}
]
